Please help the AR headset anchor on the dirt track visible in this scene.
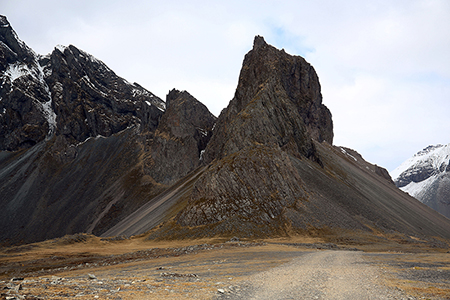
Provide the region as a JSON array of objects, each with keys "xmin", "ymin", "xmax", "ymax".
[
  {"xmin": 2, "ymin": 239, "xmax": 450, "ymax": 299},
  {"xmin": 220, "ymin": 250, "xmax": 406, "ymax": 299}
]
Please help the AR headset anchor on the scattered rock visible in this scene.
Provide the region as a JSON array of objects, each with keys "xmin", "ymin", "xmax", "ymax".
[
  {"xmin": 160, "ymin": 272, "xmax": 198, "ymax": 278},
  {"xmin": 88, "ymin": 274, "xmax": 97, "ymax": 280}
]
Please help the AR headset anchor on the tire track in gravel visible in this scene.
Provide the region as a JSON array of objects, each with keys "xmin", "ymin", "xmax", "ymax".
[{"xmin": 219, "ymin": 250, "xmax": 409, "ymax": 300}]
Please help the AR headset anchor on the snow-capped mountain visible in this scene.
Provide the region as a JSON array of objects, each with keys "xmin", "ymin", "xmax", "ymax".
[{"xmin": 391, "ymin": 143, "xmax": 450, "ymax": 219}]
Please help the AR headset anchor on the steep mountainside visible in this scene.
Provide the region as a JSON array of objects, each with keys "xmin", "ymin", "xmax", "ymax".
[
  {"xmin": 202, "ymin": 36, "xmax": 332, "ymax": 165},
  {"xmin": 0, "ymin": 15, "xmax": 55, "ymax": 150},
  {"xmin": 391, "ymin": 144, "xmax": 450, "ymax": 219},
  {"xmin": 145, "ymin": 37, "xmax": 450, "ymax": 243},
  {"xmin": 149, "ymin": 89, "xmax": 216, "ymax": 184},
  {"xmin": 0, "ymin": 16, "xmax": 215, "ymax": 245}
]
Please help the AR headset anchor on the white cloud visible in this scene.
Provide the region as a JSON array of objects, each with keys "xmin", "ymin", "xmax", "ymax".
[{"xmin": 2, "ymin": 0, "xmax": 449, "ymax": 171}]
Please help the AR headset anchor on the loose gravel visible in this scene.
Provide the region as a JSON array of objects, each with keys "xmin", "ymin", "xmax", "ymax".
[{"xmin": 217, "ymin": 250, "xmax": 409, "ymax": 300}]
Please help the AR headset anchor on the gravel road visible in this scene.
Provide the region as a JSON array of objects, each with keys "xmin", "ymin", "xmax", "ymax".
[{"xmin": 219, "ymin": 250, "xmax": 408, "ymax": 300}]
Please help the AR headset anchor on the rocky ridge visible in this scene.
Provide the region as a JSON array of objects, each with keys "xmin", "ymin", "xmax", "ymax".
[
  {"xmin": 0, "ymin": 15, "xmax": 215, "ymax": 245},
  {"xmin": 149, "ymin": 89, "xmax": 216, "ymax": 184},
  {"xmin": 170, "ymin": 36, "xmax": 334, "ymax": 236}
]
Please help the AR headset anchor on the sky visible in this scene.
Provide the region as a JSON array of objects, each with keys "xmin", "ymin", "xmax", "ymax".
[{"xmin": 3, "ymin": 0, "xmax": 450, "ymax": 173}]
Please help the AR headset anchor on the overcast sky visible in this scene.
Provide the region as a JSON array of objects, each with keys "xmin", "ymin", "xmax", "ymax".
[{"xmin": 3, "ymin": 0, "xmax": 450, "ymax": 172}]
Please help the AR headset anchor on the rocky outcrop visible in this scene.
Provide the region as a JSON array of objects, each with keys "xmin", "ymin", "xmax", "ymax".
[
  {"xmin": 172, "ymin": 36, "xmax": 333, "ymax": 233},
  {"xmin": 202, "ymin": 36, "xmax": 332, "ymax": 164},
  {"xmin": 178, "ymin": 145, "xmax": 308, "ymax": 228},
  {"xmin": 148, "ymin": 89, "xmax": 216, "ymax": 184},
  {"xmin": 337, "ymin": 146, "xmax": 394, "ymax": 184}
]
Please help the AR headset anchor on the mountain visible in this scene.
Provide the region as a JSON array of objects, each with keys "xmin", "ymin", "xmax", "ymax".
[
  {"xmin": 2, "ymin": 15, "xmax": 450, "ymax": 247},
  {"xmin": 391, "ymin": 143, "xmax": 450, "ymax": 219},
  {"xmin": 143, "ymin": 37, "xmax": 450, "ymax": 243},
  {"xmin": 0, "ymin": 15, "xmax": 215, "ymax": 245}
]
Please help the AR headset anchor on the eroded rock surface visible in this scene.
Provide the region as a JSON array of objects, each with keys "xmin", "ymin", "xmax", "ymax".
[
  {"xmin": 202, "ymin": 36, "xmax": 332, "ymax": 164},
  {"xmin": 149, "ymin": 89, "xmax": 216, "ymax": 184}
]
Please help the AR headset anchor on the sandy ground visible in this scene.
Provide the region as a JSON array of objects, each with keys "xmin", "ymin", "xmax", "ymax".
[{"xmin": 1, "ymin": 236, "xmax": 449, "ymax": 299}]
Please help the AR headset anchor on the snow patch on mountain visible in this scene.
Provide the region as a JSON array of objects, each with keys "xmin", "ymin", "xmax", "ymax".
[
  {"xmin": 340, "ymin": 147, "xmax": 358, "ymax": 161},
  {"xmin": 5, "ymin": 62, "xmax": 32, "ymax": 82},
  {"xmin": 1, "ymin": 48, "xmax": 57, "ymax": 136},
  {"xmin": 400, "ymin": 174, "xmax": 438, "ymax": 198},
  {"xmin": 391, "ymin": 144, "xmax": 450, "ymax": 180}
]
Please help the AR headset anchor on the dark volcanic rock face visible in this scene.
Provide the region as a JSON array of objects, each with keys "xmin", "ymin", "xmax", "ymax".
[
  {"xmin": 172, "ymin": 36, "xmax": 334, "ymax": 233},
  {"xmin": 202, "ymin": 36, "xmax": 332, "ymax": 164},
  {"xmin": 39, "ymin": 44, "xmax": 165, "ymax": 144},
  {"xmin": 0, "ymin": 16, "xmax": 216, "ymax": 245},
  {"xmin": 147, "ymin": 36, "xmax": 450, "ymax": 241},
  {"xmin": 148, "ymin": 89, "xmax": 216, "ymax": 184},
  {"xmin": 1, "ymin": 14, "xmax": 166, "ymax": 152},
  {"xmin": 0, "ymin": 15, "xmax": 53, "ymax": 150},
  {"xmin": 178, "ymin": 145, "xmax": 308, "ymax": 228}
]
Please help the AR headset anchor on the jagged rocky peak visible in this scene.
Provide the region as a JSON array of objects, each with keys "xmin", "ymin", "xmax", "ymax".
[
  {"xmin": 168, "ymin": 36, "xmax": 335, "ymax": 235},
  {"xmin": 0, "ymin": 14, "xmax": 166, "ymax": 151},
  {"xmin": 202, "ymin": 35, "xmax": 333, "ymax": 164},
  {"xmin": 242, "ymin": 35, "xmax": 332, "ymax": 144},
  {"xmin": 0, "ymin": 15, "xmax": 31, "ymax": 62},
  {"xmin": 163, "ymin": 89, "xmax": 216, "ymax": 137},
  {"xmin": 147, "ymin": 89, "xmax": 216, "ymax": 184},
  {"xmin": 40, "ymin": 43, "xmax": 166, "ymax": 144}
]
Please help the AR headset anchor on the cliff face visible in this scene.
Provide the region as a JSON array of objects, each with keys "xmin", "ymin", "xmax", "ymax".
[
  {"xmin": 39, "ymin": 44, "xmax": 165, "ymax": 145},
  {"xmin": 149, "ymin": 89, "xmax": 216, "ymax": 184},
  {"xmin": 171, "ymin": 36, "xmax": 333, "ymax": 233},
  {"xmin": 202, "ymin": 36, "xmax": 333, "ymax": 165},
  {"xmin": 0, "ymin": 15, "xmax": 53, "ymax": 150}
]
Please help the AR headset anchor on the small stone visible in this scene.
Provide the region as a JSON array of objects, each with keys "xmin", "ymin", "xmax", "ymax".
[
  {"xmin": 11, "ymin": 283, "xmax": 22, "ymax": 292},
  {"xmin": 218, "ymin": 288, "xmax": 225, "ymax": 294},
  {"xmin": 88, "ymin": 273, "xmax": 97, "ymax": 280},
  {"xmin": 10, "ymin": 277, "xmax": 24, "ymax": 282}
]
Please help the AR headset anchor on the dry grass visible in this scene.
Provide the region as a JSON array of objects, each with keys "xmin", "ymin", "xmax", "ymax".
[
  {"xmin": 1, "ymin": 233, "xmax": 449, "ymax": 299},
  {"xmin": 367, "ymin": 252, "xmax": 450, "ymax": 299}
]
